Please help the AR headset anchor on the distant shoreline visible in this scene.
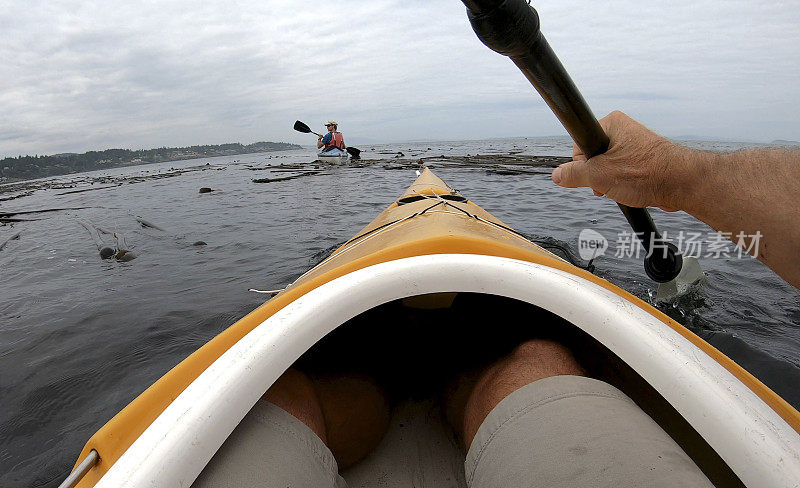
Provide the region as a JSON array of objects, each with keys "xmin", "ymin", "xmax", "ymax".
[{"xmin": 0, "ymin": 141, "xmax": 302, "ymax": 182}]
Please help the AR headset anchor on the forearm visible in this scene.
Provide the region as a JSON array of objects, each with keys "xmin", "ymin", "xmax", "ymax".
[{"xmin": 677, "ymin": 146, "xmax": 800, "ymax": 287}]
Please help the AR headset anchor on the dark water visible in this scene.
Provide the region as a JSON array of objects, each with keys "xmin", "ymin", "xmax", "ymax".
[{"xmin": 1, "ymin": 137, "xmax": 798, "ymax": 487}]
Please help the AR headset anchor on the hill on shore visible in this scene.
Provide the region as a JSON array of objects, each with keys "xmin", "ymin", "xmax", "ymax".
[{"xmin": 0, "ymin": 141, "xmax": 301, "ymax": 181}]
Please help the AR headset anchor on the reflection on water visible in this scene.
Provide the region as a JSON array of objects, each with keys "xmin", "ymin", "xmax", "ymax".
[{"xmin": 1, "ymin": 137, "xmax": 798, "ymax": 487}]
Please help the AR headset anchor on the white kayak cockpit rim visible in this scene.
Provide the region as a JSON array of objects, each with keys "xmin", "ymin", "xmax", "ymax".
[{"xmin": 93, "ymin": 254, "xmax": 800, "ymax": 488}]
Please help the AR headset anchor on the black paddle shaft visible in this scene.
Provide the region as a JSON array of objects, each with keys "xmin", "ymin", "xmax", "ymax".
[{"xmin": 461, "ymin": 0, "xmax": 682, "ymax": 283}]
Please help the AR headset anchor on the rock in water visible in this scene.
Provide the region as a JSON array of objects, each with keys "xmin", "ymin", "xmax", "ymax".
[
  {"xmin": 199, "ymin": 187, "xmax": 213, "ymax": 194},
  {"xmin": 193, "ymin": 241, "xmax": 207, "ymax": 246},
  {"xmin": 115, "ymin": 250, "xmax": 137, "ymax": 262}
]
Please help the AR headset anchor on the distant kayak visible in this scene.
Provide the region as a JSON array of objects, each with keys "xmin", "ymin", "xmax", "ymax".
[{"xmin": 317, "ymin": 148, "xmax": 348, "ymax": 164}]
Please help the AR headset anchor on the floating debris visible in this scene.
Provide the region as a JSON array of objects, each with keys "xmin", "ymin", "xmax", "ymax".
[
  {"xmin": 0, "ymin": 232, "xmax": 21, "ymax": 251},
  {"xmin": 0, "ymin": 191, "xmax": 34, "ymax": 202},
  {"xmin": 0, "ymin": 207, "xmax": 90, "ymax": 218},
  {"xmin": 1, "ymin": 162, "xmax": 227, "ymax": 202},
  {"xmin": 56, "ymin": 185, "xmax": 120, "ymax": 196},
  {"xmin": 96, "ymin": 226, "xmax": 137, "ymax": 262},
  {"xmin": 136, "ymin": 216, "xmax": 167, "ymax": 232},
  {"xmin": 114, "ymin": 249, "xmax": 137, "ymax": 262},
  {"xmin": 199, "ymin": 187, "xmax": 213, "ymax": 194},
  {"xmin": 77, "ymin": 219, "xmax": 115, "ymax": 259},
  {"xmin": 1, "ymin": 217, "xmax": 38, "ymax": 223},
  {"xmin": 252, "ymin": 171, "xmax": 320, "ymax": 183}
]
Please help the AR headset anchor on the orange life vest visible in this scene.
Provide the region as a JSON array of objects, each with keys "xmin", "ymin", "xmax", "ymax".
[{"xmin": 324, "ymin": 131, "xmax": 345, "ymax": 151}]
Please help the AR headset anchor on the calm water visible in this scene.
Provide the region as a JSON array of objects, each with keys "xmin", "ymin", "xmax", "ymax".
[{"xmin": 1, "ymin": 137, "xmax": 798, "ymax": 487}]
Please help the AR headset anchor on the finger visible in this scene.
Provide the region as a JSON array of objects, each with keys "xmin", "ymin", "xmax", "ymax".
[
  {"xmin": 593, "ymin": 189, "xmax": 604, "ymax": 197},
  {"xmin": 572, "ymin": 142, "xmax": 586, "ymax": 162},
  {"xmin": 552, "ymin": 160, "xmax": 592, "ymax": 188}
]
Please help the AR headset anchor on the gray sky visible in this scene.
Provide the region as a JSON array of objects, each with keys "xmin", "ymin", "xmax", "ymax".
[{"xmin": 1, "ymin": 0, "xmax": 798, "ymax": 157}]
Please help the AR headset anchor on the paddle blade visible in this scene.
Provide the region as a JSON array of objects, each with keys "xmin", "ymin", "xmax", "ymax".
[
  {"xmin": 655, "ymin": 257, "xmax": 705, "ymax": 303},
  {"xmin": 346, "ymin": 146, "xmax": 361, "ymax": 159},
  {"xmin": 293, "ymin": 120, "xmax": 312, "ymax": 133}
]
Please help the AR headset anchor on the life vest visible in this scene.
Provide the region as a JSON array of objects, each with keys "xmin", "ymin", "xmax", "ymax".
[{"xmin": 324, "ymin": 131, "xmax": 345, "ymax": 151}]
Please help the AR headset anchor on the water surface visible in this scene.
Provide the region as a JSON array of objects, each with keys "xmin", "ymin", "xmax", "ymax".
[{"xmin": 1, "ymin": 137, "xmax": 798, "ymax": 487}]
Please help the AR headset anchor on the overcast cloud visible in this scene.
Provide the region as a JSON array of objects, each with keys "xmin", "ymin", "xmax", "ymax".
[{"xmin": 1, "ymin": 0, "xmax": 798, "ymax": 157}]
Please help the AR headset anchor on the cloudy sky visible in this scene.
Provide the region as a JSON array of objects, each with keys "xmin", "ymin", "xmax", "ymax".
[{"xmin": 1, "ymin": 0, "xmax": 798, "ymax": 157}]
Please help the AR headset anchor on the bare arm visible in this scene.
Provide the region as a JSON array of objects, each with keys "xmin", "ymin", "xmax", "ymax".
[
  {"xmin": 317, "ymin": 134, "xmax": 324, "ymax": 149},
  {"xmin": 551, "ymin": 111, "xmax": 800, "ymax": 288}
]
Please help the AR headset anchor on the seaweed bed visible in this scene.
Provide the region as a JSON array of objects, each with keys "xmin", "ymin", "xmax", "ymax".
[
  {"xmin": 0, "ymin": 154, "xmax": 568, "ymax": 259},
  {"xmin": 0, "ymin": 155, "xmax": 569, "ymax": 199},
  {"xmin": 248, "ymin": 154, "xmax": 569, "ymax": 182}
]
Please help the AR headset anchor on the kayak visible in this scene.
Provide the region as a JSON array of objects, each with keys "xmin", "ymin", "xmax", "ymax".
[
  {"xmin": 62, "ymin": 168, "xmax": 800, "ymax": 488},
  {"xmin": 317, "ymin": 149, "xmax": 349, "ymax": 164}
]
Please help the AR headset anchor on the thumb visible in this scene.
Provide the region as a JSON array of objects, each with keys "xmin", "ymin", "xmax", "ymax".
[{"xmin": 551, "ymin": 160, "xmax": 592, "ymax": 188}]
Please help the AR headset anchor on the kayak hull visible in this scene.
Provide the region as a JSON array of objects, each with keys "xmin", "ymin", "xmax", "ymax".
[{"xmin": 317, "ymin": 151, "xmax": 349, "ymax": 164}]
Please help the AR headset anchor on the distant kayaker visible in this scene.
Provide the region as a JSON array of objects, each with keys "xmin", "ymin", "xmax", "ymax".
[
  {"xmin": 551, "ymin": 110, "xmax": 800, "ymax": 289},
  {"xmin": 317, "ymin": 120, "xmax": 346, "ymax": 154}
]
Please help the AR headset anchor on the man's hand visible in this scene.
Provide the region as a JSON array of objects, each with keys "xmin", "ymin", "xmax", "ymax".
[
  {"xmin": 551, "ymin": 111, "xmax": 692, "ymax": 212},
  {"xmin": 551, "ymin": 110, "xmax": 800, "ymax": 288}
]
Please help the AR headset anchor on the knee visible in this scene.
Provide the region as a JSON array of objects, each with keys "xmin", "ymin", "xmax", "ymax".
[
  {"xmin": 475, "ymin": 339, "xmax": 583, "ymax": 404},
  {"xmin": 263, "ymin": 369, "xmax": 328, "ymax": 443},
  {"xmin": 459, "ymin": 340, "xmax": 584, "ymax": 449},
  {"xmin": 511, "ymin": 339, "xmax": 567, "ymax": 357},
  {"xmin": 263, "ymin": 371, "xmax": 390, "ymax": 469},
  {"xmin": 314, "ymin": 375, "xmax": 390, "ymax": 469},
  {"xmin": 506, "ymin": 339, "xmax": 584, "ymax": 376}
]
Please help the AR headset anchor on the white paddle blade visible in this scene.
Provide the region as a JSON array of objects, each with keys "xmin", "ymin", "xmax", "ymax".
[{"xmin": 656, "ymin": 257, "xmax": 704, "ymax": 303}]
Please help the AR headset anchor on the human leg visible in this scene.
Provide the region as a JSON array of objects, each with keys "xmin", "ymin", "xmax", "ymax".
[
  {"xmin": 263, "ymin": 367, "xmax": 328, "ymax": 442},
  {"xmin": 262, "ymin": 369, "xmax": 390, "ymax": 469},
  {"xmin": 193, "ymin": 368, "xmax": 389, "ymax": 487},
  {"xmin": 192, "ymin": 370, "xmax": 344, "ymax": 488},
  {"xmin": 446, "ymin": 339, "xmax": 585, "ymax": 449},
  {"xmin": 446, "ymin": 339, "xmax": 713, "ymax": 488},
  {"xmin": 312, "ymin": 374, "xmax": 391, "ymax": 468}
]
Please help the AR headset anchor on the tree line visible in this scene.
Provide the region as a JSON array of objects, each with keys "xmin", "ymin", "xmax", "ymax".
[{"xmin": 0, "ymin": 141, "xmax": 302, "ymax": 180}]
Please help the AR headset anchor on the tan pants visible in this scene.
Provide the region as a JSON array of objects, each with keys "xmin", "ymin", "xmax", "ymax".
[
  {"xmin": 194, "ymin": 376, "xmax": 712, "ymax": 488},
  {"xmin": 465, "ymin": 375, "xmax": 713, "ymax": 488}
]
